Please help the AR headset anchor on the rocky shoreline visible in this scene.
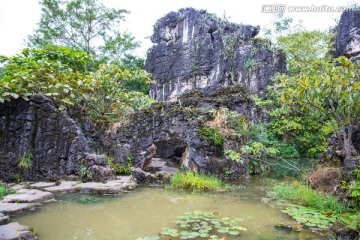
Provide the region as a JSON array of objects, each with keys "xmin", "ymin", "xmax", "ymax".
[{"xmin": 0, "ymin": 176, "xmax": 137, "ymax": 240}]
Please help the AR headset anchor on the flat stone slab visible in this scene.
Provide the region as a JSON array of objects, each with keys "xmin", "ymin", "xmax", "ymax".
[
  {"xmin": 0, "ymin": 213, "xmax": 10, "ymax": 225},
  {"xmin": 78, "ymin": 179, "xmax": 137, "ymax": 194},
  {"xmin": 2, "ymin": 189, "xmax": 54, "ymax": 203},
  {"xmin": 0, "ymin": 222, "xmax": 36, "ymax": 240},
  {"xmin": 30, "ymin": 182, "xmax": 56, "ymax": 190},
  {"xmin": 8, "ymin": 184, "xmax": 27, "ymax": 191},
  {"xmin": 43, "ymin": 181, "xmax": 80, "ymax": 193},
  {"xmin": 0, "ymin": 203, "xmax": 40, "ymax": 215}
]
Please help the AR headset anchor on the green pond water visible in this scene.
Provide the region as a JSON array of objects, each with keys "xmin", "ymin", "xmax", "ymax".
[{"xmin": 13, "ymin": 177, "xmax": 326, "ymax": 240}]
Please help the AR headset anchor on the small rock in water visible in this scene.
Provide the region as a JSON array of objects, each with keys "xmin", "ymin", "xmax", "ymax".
[{"xmin": 275, "ymin": 221, "xmax": 303, "ymax": 232}]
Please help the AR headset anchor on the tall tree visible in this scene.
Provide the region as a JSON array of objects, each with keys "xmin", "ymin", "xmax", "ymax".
[
  {"xmin": 27, "ymin": 0, "xmax": 138, "ymax": 64},
  {"xmin": 279, "ymin": 57, "xmax": 360, "ymax": 158}
]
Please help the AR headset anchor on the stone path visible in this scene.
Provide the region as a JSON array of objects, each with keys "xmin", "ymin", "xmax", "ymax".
[{"xmin": 0, "ymin": 176, "xmax": 137, "ymax": 239}]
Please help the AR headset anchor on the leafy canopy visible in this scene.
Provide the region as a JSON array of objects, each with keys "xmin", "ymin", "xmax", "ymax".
[
  {"xmin": 280, "ymin": 57, "xmax": 360, "ymax": 157},
  {"xmin": 263, "ymin": 13, "xmax": 337, "ymax": 157},
  {"xmin": 0, "ymin": 46, "xmax": 153, "ymax": 121},
  {"xmin": 27, "ymin": 0, "xmax": 138, "ymax": 64}
]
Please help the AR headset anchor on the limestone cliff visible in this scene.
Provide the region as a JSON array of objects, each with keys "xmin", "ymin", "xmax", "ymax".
[
  {"xmin": 145, "ymin": 8, "xmax": 286, "ymax": 101},
  {"xmin": 0, "ymin": 95, "xmax": 115, "ymax": 182}
]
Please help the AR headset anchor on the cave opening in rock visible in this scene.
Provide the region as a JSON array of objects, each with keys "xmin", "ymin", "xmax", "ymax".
[{"xmin": 144, "ymin": 138, "xmax": 188, "ymax": 174}]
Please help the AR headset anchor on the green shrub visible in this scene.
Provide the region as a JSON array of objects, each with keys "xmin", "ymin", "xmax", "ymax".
[
  {"xmin": 269, "ymin": 182, "xmax": 347, "ymax": 213},
  {"xmin": 80, "ymin": 165, "xmax": 93, "ymax": 182},
  {"xmin": 105, "ymin": 154, "xmax": 132, "ymax": 175},
  {"xmin": 198, "ymin": 127, "xmax": 224, "ymax": 146},
  {"xmin": 170, "ymin": 171, "xmax": 222, "ymax": 191},
  {"xmin": 0, "ymin": 185, "xmax": 16, "ymax": 198}
]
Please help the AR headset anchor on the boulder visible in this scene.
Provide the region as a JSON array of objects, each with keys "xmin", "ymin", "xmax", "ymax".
[
  {"xmin": 145, "ymin": 8, "xmax": 285, "ymax": 101},
  {"xmin": 130, "ymin": 167, "xmax": 172, "ymax": 184},
  {"xmin": 310, "ymin": 168, "xmax": 344, "ymax": 196}
]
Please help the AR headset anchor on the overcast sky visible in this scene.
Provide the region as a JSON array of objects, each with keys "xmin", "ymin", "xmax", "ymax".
[{"xmin": 0, "ymin": 0, "xmax": 355, "ymax": 57}]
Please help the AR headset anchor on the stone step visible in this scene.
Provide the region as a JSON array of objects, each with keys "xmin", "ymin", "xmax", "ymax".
[
  {"xmin": 2, "ymin": 189, "xmax": 54, "ymax": 203},
  {"xmin": 0, "ymin": 203, "xmax": 40, "ymax": 215},
  {"xmin": 43, "ymin": 181, "xmax": 80, "ymax": 193},
  {"xmin": 0, "ymin": 222, "xmax": 36, "ymax": 240},
  {"xmin": 29, "ymin": 182, "xmax": 56, "ymax": 190}
]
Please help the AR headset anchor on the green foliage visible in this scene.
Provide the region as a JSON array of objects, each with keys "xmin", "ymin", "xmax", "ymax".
[
  {"xmin": 276, "ymin": 30, "xmax": 334, "ymax": 75},
  {"xmin": 244, "ymin": 58, "xmax": 257, "ymax": 71},
  {"xmin": 224, "ymin": 150, "xmax": 243, "ymax": 163},
  {"xmin": 279, "ymin": 57, "xmax": 360, "ymax": 157},
  {"xmin": 0, "ymin": 46, "xmax": 154, "ymax": 122},
  {"xmin": 198, "ymin": 127, "xmax": 224, "ymax": 146},
  {"xmin": 80, "ymin": 165, "xmax": 93, "ymax": 181},
  {"xmin": 337, "ymin": 211, "xmax": 360, "ymax": 230},
  {"xmin": 18, "ymin": 151, "xmax": 33, "ymax": 169},
  {"xmin": 349, "ymin": 167, "xmax": 360, "ymax": 203},
  {"xmin": 0, "ymin": 185, "xmax": 16, "ymax": 198},
  {"xmin": 106, "ymin": 154, "xmax": 132, "ymax": 175},
  {"xmin": 137, "ymin": 210, "xmax": 247, "ymax": 240},
  {"xmin": 85, "ymin": 64, "xmax": 154, "ymax": 120},
  {"xmin": 27, "ymin": 0, "xmax": 138, "ymax": 63},
  {"xmin": 263, "ymin": 14, "xmax": 337, "ymax": 158},
  {"xmin": 247, "ymin": 124, "xmax": 300, "ymax": 159},
  {"xmin": 0, "ymin": 46, "xmax": 92, "ymax": 105},
  {"xmin": 170, "ymin": 171, "xmax": 222, "ymax": 191},
  {"xmin": 269, "ymin": 182, "xmax": 347, "ymax": 213}
]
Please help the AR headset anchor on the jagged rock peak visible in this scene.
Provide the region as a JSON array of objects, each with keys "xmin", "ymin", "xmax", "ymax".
[
  {"xmin": 151, "ymin": 8, "xmax": 260, "ymax": 44},
  {"xmin": 335, "ymin": 9, "xmax": 360, "ymax": 61},
  {"xmin": 145, "ymin": 8, "xmax": 286, "ymax": 101}
]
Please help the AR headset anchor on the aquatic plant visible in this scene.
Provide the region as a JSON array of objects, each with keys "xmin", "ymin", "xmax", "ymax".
[
  {"xmin": 282, "ymin": 204, "xmax": 336, "ymax": 229},
  {"xmin": 136, "ymin": 210, "xmax": 247, "ymax": 240},
  {"xmin": 170, "ymin": 171, "xmax": 222, "ymax": 191},
  {"xmin": 76, "ymin": 195, "xmax": 104, "ymax": 205}
]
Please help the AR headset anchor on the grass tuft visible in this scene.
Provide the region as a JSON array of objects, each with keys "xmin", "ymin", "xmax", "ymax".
[
  {"xmin": 269, "ymin": 181, "xmax": 347, "ymax": 213},
  {"xmin": 170, "ymin": 171, "xmax": 222, "ymax": 191}
]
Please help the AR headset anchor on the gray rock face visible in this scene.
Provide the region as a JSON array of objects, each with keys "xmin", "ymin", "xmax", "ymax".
[
  {"xmin": 335, "ymin": 10, "xmax": 360, "ymax": 61},
  {"xmin": 0, "ymin": 95, "xmax": 115, "ymax": 182},
  {"xmin": 145, "ymin": 8, "xmax": 286, "ymax": 101},
  {"xmin": 105, "ymin": 86, "xmax": 256, "ymax": 180}
]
